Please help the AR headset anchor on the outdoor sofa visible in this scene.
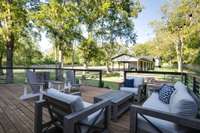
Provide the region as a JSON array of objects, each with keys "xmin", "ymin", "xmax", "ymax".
[
  {"xmin": 130, "ymin": 81, "xmax": 200, "ymax": 133},
  {"xmin": 34, "ymin": 88, "xmax": 111, "ymax": 133},
  {"xmin": 120, "ymin": 76, "xmax": 147, "ymax": 102}
]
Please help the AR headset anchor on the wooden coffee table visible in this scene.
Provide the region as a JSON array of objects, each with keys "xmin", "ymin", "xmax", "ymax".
[{"xmin": 94, "ymin": 91, "xmax": 134, "ymax": 121}]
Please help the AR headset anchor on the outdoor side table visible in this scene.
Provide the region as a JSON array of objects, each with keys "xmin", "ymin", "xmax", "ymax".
[
  {"xmin": 94, "ymin": 90, "xmax": 134, "ymax": 122},
  {"xmin": 49, "ymin": 81, "xmax": 65, "ymax": 91}
]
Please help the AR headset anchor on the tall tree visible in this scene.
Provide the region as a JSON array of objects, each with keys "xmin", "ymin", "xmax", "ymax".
[
  {"xmin": 79, "ymin": 36, "xmax": 99, "ymax": 68},
  {"xmin": 78, "ymin": 0, "xmax": 142, "ymax": 72},
  {"xmin": 33, "ymin": 0, "xmax": 81, "ymax": 67},
  {"xmin": 0, "ymin": 0, "xmax": 29, "ymax": 83},
  {"xmin": 162, "ymin": 0, "xmax": 200, "ymax": 72}
]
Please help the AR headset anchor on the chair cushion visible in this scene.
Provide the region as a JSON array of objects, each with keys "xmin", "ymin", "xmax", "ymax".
[
  {"xmin": 124, "ymin": 79, "xmax": 134, "ymax": 87},
  {"xmin": 143, "ymin": 92, "xmax": 170, "ymax": 112},
  {"xmin": 127, "ymin": 76, "xmax": 144, "ymax": 87},
  {"xmin": 47, "ymin": 88, "xmax": 84, "ymax": 112},
  {"xmin": 159, "ymin": 84, "xmax": 175, "ymax": 104},
  {"xmin": 141, "ymin": 93, "xmax": 188, "ymax": 133},
  {"xmin": 137, "ymin": 115, "xmax": 188, "ymax": 133},
  {"xmin": 120, "ymin": 87, "xmax": 138, "ymax": 95},
  {"xmin": 170, "ymin": 82, "xmax": 198, "ymax": 118},
  {"xmin": 81, "ymin": 102, "xmax": 104, "ymax": 133}
]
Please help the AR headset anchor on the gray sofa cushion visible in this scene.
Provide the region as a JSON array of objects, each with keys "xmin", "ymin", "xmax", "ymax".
[
  {"xmin": 141, "ymin": 93, "xmax": 178, "ymax": 133},
  {"xmin": 47, "ymin": 88, "xmax": 84, "ymax": 112},
  {"xmin": 127, "ymin": 76, "xmax": 144, "ymax": 87},
  {"xmin": 143, "ymin": 92, "xmax": 170, "ymax": 112},
  {"xmin": 170, "ymin": 82, "xmax": 198, "ymax": 118},
  {"xmin": 120, "ymin": 87, "xmax": 138, "ymax": 95},
  {"xmin": 137, "ymin": 114, "xmax": 188, "ymax": 133},
  {"xmin": 141, "ymin": 92, "xmax": 188, "ymax": 133},
  {"xmin": 82, "ymin": 102, "xmax": 104, "ymax": 133}
]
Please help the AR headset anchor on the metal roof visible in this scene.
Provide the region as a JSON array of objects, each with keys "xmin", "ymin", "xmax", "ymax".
[{"xmin": 111, "ymin": 54, "xmax": 153, "ymax": 62}]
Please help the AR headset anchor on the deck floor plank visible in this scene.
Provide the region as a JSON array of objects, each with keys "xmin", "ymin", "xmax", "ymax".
[
  {"xmin": 0, "ymin": 84, "xmax": 130, "ymax": 133},
  {"xmin": 0, "ymin": 88, "xmax": 33, "ymax": 133}
]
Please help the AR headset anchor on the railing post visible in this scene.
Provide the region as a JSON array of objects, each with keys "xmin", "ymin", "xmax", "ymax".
[
  {"xmin": 193, "ymin": 77, "xmax": 197, "ymax": 94},
  {"xmin": 184, "ymin": 74, "xmax": 188, "ymax": 85},
  {"xmin": 99, "ymin": 70, "xmax": 103, "ymax": 87},
  {"xmin": 73, "ymin": 69, "xmax": 76, "ymax": 83},
  {"xmin": 181, "ymin": 73, "xmax": 184, "ymax": 83},
  {"xmin": 124, "ymin": 71, "xmax": 127, "ymax": 81}
]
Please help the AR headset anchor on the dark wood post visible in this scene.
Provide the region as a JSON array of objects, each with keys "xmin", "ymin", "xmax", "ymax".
[
  {"xmin": 184, "ymin": 74, "xmax": 188, "ymax": 85},
  {"xmin": 99, "ymin": 70, "xmax": 103, "ymax": 87},
  {"xmin": 130, "ymin": 106, "xmax": 137, "ymax": 133},
  {"xmin": 193, "ymin": 77, "xmax": 197, "ymax": 94},
  {"xmin": 73, "ymin": 69, "xmax": 76, "ymax": 83},
  {"xmin": 64, "ymin": 117, "xmax": 75, "ymax": 133},
  {"xmin": 181, "ymin": 73, "xmax": 184, "ymax": 83},
  {"xmin": 34, "ymin": 101, "xmax": 44, "ymax": 133},
  {"xmin": 124, "ymin": 71, "xmax": 127, "ymax": 81}
]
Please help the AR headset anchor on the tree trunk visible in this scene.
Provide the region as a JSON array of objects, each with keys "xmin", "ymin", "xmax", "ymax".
[
  {"xmin": 55, "ymin": 50, "xmax": 63, "ymax": 81},
  {"xmin": 176, "ymin": 36, "xmax": 183, "ymax": 72},
  {"xmin": 6, "ymin": 33, "xmax": 14, "ymax": 83},
  {"xmin": 0, "ymin": 52, "xmax": 4, "ymax": 75},
  {"xmin": 84, "ymin": 63, "xmax": 88, "ymax": 69},
  {"xmin": 71, "ymin": 43, "xmax": 75, "ymax": 68},
  {"xmin": 106, "ymin": 61, "xmax": 111, "ymax": 73}
]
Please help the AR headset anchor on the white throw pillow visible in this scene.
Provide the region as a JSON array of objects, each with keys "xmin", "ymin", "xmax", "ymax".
[
  {"xmin": 133, "ymin": 77, "xmax": 144, "ymax": 87},
  {"xmin": 174, "ymin": 81, "xmax": 187, "ymax": 92}
]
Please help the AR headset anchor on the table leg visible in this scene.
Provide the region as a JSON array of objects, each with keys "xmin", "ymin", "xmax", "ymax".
[{"xmin": 112, "ymin": 104, "xmax": 118, "ymax": 122}]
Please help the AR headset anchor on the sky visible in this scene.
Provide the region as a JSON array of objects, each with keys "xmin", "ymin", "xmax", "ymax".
[
  {"xmin": 39, "ymin": 0, "xmax": 165, "ymax": 53},
  {"xmin": 134, "ymin": 0, "xmax": 165, "ymax": 44}
]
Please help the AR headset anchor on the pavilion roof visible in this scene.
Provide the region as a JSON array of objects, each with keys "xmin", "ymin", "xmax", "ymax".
[{"xmin": 111, "ymin": 54, "xmax": 153, "ymax": 62}]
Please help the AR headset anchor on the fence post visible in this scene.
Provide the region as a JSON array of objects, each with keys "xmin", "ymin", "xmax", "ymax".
[
  {"xmin": 99, "ymin": 70, "xmax": 103, "ymax": 87},
  {"xmin": 184, "ymin": 74, "xmax": 188, "ymax": 85},
  {"xmin": 193, "ymin": 77, "xmax": 197, "ymax": 94},
  {"xmin": 124, "ymin": 71, "xmax": 127, "ymax": 81},
  {"xmin": 73, "ymin": 69, "xmax": 76, "ymax": 83}
]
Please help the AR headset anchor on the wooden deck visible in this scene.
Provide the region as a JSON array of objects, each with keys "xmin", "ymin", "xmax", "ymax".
[{"xmin": 0, "ymin": 84, "xmax": 130, "ymax": 133}]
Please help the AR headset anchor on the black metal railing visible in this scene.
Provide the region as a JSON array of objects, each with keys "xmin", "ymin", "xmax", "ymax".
[
  {"xmin": 0, "ymin": 67, "xmax": 200, "ymax": 95},
  {"xmin": 124, "ymin": 70, "xmax": 200, "ymax": 97},
  {"xmin": 0, "ymin": 67, "xmax": 103, "ymax": 87}
]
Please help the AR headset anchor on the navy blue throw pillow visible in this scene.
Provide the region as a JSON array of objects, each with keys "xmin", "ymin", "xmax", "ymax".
[
  {"xmin": 159, "ymin": 84, "xmax": 175, "ymax": 104},
  {"xmin": 124, "ymin": 79, "xmax": 134, "ymax": 87}
]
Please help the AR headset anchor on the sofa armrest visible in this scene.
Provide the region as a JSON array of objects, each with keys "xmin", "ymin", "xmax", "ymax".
[
  {"xmin": 64, "ymin": 99, "xmax": 111, "ymax": 133},
  {"xmin": 34, "ymin": 100, "xmax": 47, "ymax": 133},
  {"xmin": 130, "ymin": 105, "xmax": 200, "ymax": 133},
  {"xmin": 71, "ymin": 92, "xmax": 81, "ymax": 96}
]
